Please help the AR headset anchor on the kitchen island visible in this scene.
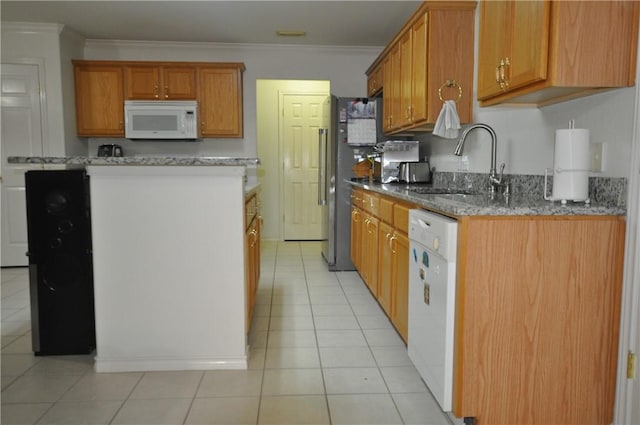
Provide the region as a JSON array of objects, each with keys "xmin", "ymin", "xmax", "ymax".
[{"xmin": 9, "ymin": 156, "xmax": 260, "ymax": 372}]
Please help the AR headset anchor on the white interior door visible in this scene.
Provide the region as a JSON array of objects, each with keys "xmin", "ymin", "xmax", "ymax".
[
  {"xmin": 1, "ymin": 63, "xmax": 44, "ymax": 266},
  {"xmin": 282, "ymin": 94, "xmax": 327, "ymax": 240}
]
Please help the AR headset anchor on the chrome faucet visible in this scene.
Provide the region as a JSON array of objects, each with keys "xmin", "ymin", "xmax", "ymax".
[{"xmin": 454, "ymin": 123, "xmax": 506, "ymax": 194}]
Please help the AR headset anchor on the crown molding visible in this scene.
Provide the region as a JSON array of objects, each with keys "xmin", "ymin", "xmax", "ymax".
[
  {"xmin": 2, "ymin": 22, "xmax": 64, "ymax": 35},
  {"xmin": 84, "ymin": 38, "xmax": 383, "ymax": 54}
]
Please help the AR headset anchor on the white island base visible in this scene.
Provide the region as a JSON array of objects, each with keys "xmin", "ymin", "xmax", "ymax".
[{"xmin": 86, "ymin": 165, "xmax": 249, "ymax": 372}]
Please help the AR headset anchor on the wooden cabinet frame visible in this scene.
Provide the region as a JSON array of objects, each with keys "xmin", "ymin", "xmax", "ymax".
[
  {"xmin": 73, "ymin": 60, "xmax": 245, "ymax": 138},
  {"xmin": 73, "ymin": 62, "xmax": 124, "ymax": 137},
  {"xmin": 366, "ymin": 1, "xmax": 476, "ymax": 134},
  {"xmin": 478, "ymin": 1, "xmax": 640, "ymax": 106},
  {"xmin": 244, "ymin": 193, "xmax": 261, "ymax": 333},
  {"xmin": 197, "ymin": 65, "xmax": 244, "ymax": 138},
  {"xmin": 125, "ymin": 64, "xmax": 197, "ymax": 100},
  {"xmin": 352, "ymin": 187, "xmax": 625, "ymax": 423},
  {"xmin": 454, "ymin": 215, "xmax": 625, "ymax": 424},
  {"xmin": 350, "ymin": 188, "xmax": 412, "ymax": 342}
]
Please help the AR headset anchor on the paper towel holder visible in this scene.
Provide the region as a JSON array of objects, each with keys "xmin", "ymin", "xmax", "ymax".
[
  {"xmin": 543, "ymin": 120, "xmax": 591, "ymax": 204},
  {"xmin": 543, "ymin": 168, "xmax": 591, "ymax": 204}
]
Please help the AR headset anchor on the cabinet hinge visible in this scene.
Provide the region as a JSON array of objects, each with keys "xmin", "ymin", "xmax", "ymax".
[{"xmin": 628, "ymin": 351, "xmax": 637, "ymax": 379}]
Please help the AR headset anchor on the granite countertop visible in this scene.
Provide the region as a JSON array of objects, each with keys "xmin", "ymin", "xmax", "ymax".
[
  {"xmin": 7, "ymin": 156, "xmax": 260, "ymax": 166},
  {"xmin": 350, "ymin": 181, "xmax": 626, "ymax": 217}
]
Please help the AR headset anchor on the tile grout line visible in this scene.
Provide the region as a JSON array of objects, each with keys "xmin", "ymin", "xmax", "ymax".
[
  {"xmin": 300, "ymin": 242, "xmax": 334, "ymax": 425},
  {"xmin": 254, "ymin": 241, "xmax": 279, "ymax": 425},
  {"xmin": 334, "ymin": 269, "xmax": 408, "ymax": 424}
]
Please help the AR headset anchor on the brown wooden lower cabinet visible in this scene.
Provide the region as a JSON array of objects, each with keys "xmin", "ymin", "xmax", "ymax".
[
  {"xmin": 361, "ymin": 212, "xmax": 379, "ymax": 296},
  {"xmin": 350, "ymin": 206, "xmax": 362, "ymax": 271},
  {"xmin": 351, "ymin": 189, "xmax": 410, "ymax": 341},
  {"xmin": 377, "ymin": 221, "xmax": 394, "ymax": 316},
  {"xmin": 245, "ymin": 194, "xmax": 261, "ymax": 334},
  {"xmin": 389, "ymin": 230, "xmax": 409, "ymax": 342},
  {"xmin": 352, "ymin": 187, "xmax": 625, "ymax": 424},
  {"xmin": 453, "ymin": 215, "xmax": 625, "ymax": 425}
]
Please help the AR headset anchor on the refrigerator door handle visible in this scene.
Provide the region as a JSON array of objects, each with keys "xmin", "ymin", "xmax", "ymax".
[{"xmin": 318, "ymin": 128, "xmax": 327, "ymax": 206}]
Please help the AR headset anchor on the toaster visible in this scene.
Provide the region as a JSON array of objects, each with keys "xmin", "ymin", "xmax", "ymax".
[
  {"xmin": 97, "ymin": 144, "xmax": 123, "ymax": 157},
  {"xmin": 398, "ymin": 161, "xmax": 432, "ymax": 183}
]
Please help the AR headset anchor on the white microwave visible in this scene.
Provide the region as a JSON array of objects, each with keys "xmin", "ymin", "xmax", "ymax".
[{"xmin": 124, "ymin": 100, "xmax": 198, "ymax": 140}]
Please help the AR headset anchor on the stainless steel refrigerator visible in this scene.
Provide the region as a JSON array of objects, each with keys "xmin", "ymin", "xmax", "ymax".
[{"xmin": 318, "ymin": 97, "xmax": 377, "ymax": 270}]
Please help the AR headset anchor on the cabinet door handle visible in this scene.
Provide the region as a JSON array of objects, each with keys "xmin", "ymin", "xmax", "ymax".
[
  {"xmin": 503, "ymin": 57, "xmax": 510, "ymax": 88},
  {"xmin": 164, "ymin": 86, "xmax": 169, "ymax": 99},
  {"xmin": 154, "ymin": 85, "xmax": 159, "ymax": 99},
  {"xmin": 367, "ymin": 220, "xmax": 375, "ymax": 234},
  {"xmin": 496, "ymin": 57, "xmax": 511, "ymax": 90},
  {"xmin": 249, "ymin": 229, "xmax": 258, "ymax": 247},
  {"xmin": 390, "ymin": 234, "xmax": 397, "ymax": 253}
]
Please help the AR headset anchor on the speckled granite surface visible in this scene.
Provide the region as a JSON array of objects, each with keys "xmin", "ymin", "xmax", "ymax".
[
  {"xmin": 7, "ymin": 156, "xmax": 260, "ymax": 166},
  {"xmin": 431, "ymin": 171, "xmax": 627, "ymax": 207},
  {"xmin": 350, "ymin": 171, "xmax": 626, "ymax": 217}
]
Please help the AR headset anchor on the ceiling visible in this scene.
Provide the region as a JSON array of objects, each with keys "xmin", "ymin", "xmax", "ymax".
[{"xmin": 1, "ymin": 1, "xmax": 423, "ymax": 47}]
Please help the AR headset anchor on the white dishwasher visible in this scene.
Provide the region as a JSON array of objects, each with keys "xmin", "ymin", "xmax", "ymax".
[{"xmin": 407, "ymin": 208, "xmax": 458, "ymax": 412}]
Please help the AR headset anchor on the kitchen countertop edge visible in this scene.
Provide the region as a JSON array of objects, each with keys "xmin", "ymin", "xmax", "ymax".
[
  {"xmin": 348, "ymin": 181, "xmax": 626, "ymax": 217},
  {"xmin": 7, "ymin": 156, "xmax": 260, "ymax": 166}
]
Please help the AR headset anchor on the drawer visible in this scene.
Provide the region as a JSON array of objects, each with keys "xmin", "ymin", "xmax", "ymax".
[
  {"xmin": 245, "ymin": 194, "xmax": 257, "ymax": 229},
  {"xmin": 363, "ymin": 192, "xmax": 380, "ymax": 216},
  {"xmin": 393, "ymin": 203, "xmax": 411, "ymax": 234},
  {"xmin": 351, "ymin": 188, "xmax": 364, "ymax": 207},
  {"xmin": 379, "ymin": 197, "xmax": 394, "ymax": 224}
]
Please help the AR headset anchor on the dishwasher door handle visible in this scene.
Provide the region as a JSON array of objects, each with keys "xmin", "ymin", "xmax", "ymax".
[{"xmin": 417, "ymin": 219, "xmax": 431, "ymax": 229}]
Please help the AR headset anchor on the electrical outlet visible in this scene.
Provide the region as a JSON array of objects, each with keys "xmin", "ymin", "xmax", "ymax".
[
  {"xmin": 628, "ymin": 351, "xmax": 636, "ymax": 379},
  {"xmin": 591, "ymin": 143, "xmax": 604, "ymax": 172}
]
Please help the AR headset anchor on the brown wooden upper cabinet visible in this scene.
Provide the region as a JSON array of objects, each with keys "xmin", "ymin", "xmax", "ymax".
[
  {"xmin": 383, "ymin": 41, "xmax": 402, "ymax": 133},
  {"xmin": 367, "ymin": 62, "xmax": 383, "ymax": 97},
  {"xmin": 73, "ymin": 61, "xmax": 125, "ymax": 137},
  {"xmin": 73, "ymin": 60, "xmax": 245, "ymax": 138},
  {"xmin": 124, "ymin": 64, "xmax": 196, "ymax": 100},
  {"xmin": 197, "ymin": 65, "xmax": 245, "ymax": 138},
  {"xmin": 478, "ymin": 0, "xmax": 640, "ymax": 107},
  {"xmin": 366, "ymin": 1, "xmax": 477, "ymax": 135}
]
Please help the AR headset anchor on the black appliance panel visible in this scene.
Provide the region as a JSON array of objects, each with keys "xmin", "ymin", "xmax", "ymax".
[{"xmin": 25, "ymin": 169, "xmax": 95, "ymax": 355}]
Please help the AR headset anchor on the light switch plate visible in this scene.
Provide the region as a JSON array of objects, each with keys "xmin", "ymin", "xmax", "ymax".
[{"xmin": 591, "ymin": 143, "xmax": 604, "ymax": 172}]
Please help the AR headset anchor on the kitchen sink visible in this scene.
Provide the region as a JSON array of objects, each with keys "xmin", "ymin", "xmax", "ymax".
[{"xmin": 406, "ymin": 186, "xmax": 480, "ymax": 196}]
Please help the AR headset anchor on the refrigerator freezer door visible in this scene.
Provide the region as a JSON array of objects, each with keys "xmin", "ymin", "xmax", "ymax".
[
  {"xmin": 321, "ymin": 97, "xmax": 334, "ymax": 265},
  {"xmin": 323, "ymin": 97, "xmax": 369, "ymax": 271}
]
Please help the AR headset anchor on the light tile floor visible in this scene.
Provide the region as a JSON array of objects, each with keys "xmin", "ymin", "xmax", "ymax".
[{"xmin": 1, "ymin": 241, "xmax": 451, "ymax": 425}]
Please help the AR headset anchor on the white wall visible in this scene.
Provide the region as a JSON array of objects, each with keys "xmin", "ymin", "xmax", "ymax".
[
  {"xmin": 59, "ymin": 27, "xmax": 87, "ymax": 156},
  {"xmin": 83, "ymin": 40, "xmax": 380, "ymax": 159},
  {"xmin": 1, "ymin": 23, "xmax": 84, "ymax": 156},
  {"xmin": 427, "ymin": 87, "xmax": 636, "ymax": 178},
  {"xmin": 256, "ymin": 79, "xmax": 331, "ymax": 240},
  {"xmin": 4, "ymin": 24, "xmax": 638, "ymax": 237}
]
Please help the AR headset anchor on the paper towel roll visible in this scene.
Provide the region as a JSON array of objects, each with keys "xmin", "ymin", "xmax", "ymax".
[
  {"xmin": 553, "ymin": 129, "xmax": 590, "ymax": 171},
  {"xmin": 552, "ymin": 128, "xmax": 590, "ymax": 201}
]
